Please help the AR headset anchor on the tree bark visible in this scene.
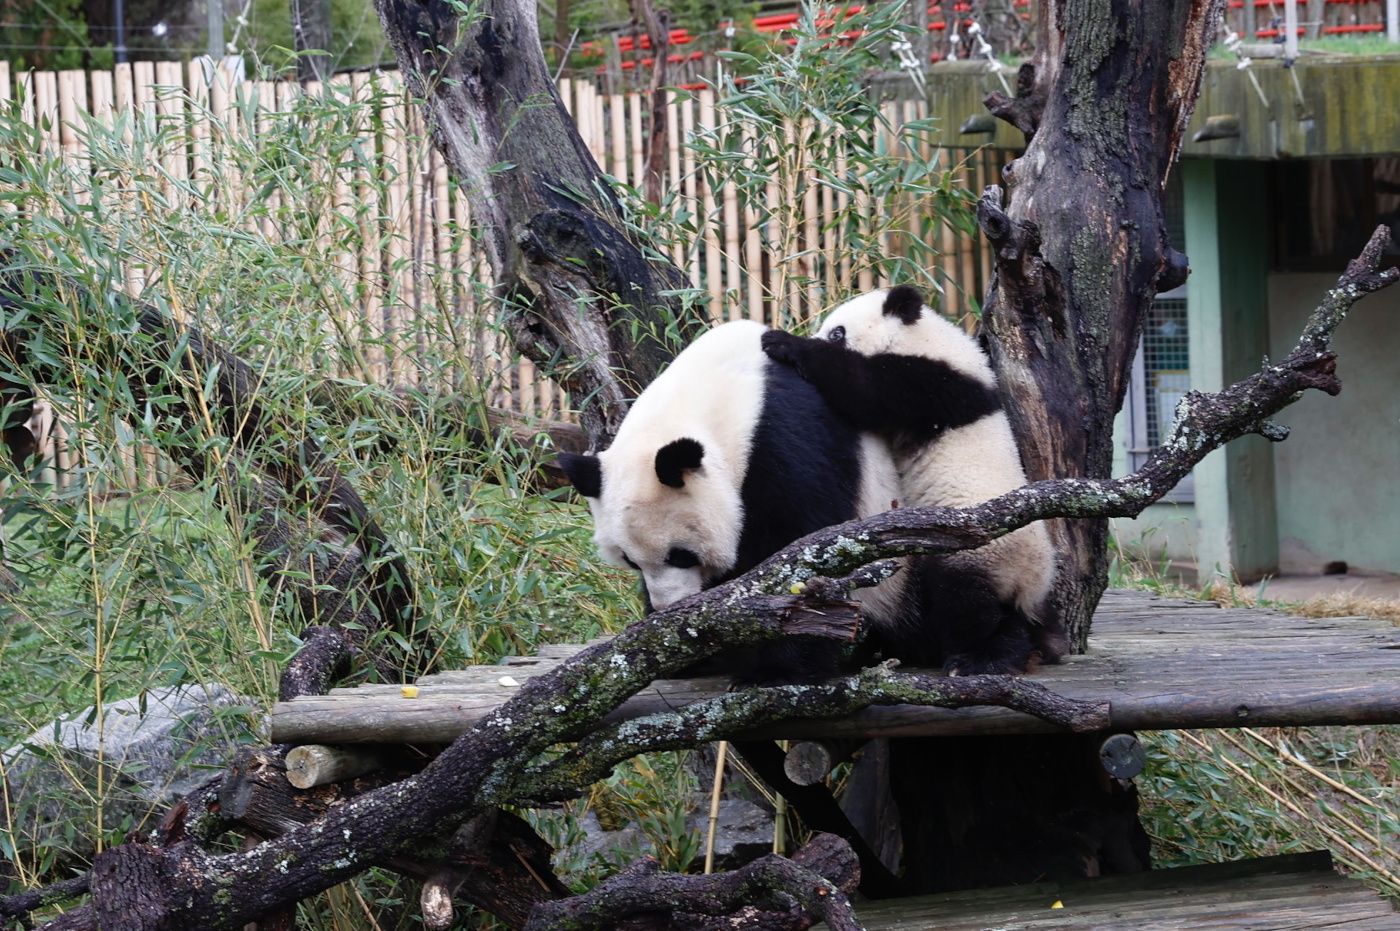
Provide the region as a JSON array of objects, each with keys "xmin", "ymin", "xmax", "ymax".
[
  {"xmin": 981, "ymin": 0, "xmax": 1224, "ymax": 652},
  {"xmin": 292, "ymin": 0, "xmax": 333, "ymax": 83},
  {"xmin": 374, "ymin": 0, "xmax": 698, "ymax": 447}
]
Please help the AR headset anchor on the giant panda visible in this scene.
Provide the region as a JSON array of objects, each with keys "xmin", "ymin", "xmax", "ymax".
[
  {"xmin": 761, "ymin": 285, "xmax": 1062, "ymax": 674},
  {"xmin": 557, "ymin": 319, "xmax": 906, "ymax": 683}
]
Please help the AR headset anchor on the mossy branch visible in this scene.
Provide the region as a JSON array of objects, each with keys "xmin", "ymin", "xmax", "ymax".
[{"xmin": 515, "ymin": 663, "xmax": 1110, "ymax": 804}]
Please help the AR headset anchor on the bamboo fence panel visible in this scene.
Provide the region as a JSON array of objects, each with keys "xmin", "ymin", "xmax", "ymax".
[{"xmin": 1, "ymin": 66, "xmax": 1002, "ymax": 490}]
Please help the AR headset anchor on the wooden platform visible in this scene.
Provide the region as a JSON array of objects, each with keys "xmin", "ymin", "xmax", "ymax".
[
  {"xmin": 269, "ymin": 590, "xmax": 1400, "ymax": 745},
  {"xmin": 837, "ymin": 852, "xmax": 1400, "ymax": 930}
]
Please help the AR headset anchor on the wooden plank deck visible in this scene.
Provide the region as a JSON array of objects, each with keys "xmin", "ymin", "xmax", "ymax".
[
  {"xmin": 269, "ymin": 590, "xmax": 1400, "ymax": 745},
  {"xmin": 836, "ymin": 852, "xmax": 1400, "ymax": 930}
]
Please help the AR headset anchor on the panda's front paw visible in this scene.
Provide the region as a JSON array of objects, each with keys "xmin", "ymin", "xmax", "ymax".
[{"xmin": 760, "ymin": 329, "xmax": 806, "ymax": 373}]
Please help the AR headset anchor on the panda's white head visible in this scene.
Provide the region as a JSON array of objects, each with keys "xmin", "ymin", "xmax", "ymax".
[
  {"xmin": 817, "ymin": 285, "xmax": 996, "ymax": 387},
  {"xmin": 558, "ymin": 435, "xmax": 743, "ymax": 612}
]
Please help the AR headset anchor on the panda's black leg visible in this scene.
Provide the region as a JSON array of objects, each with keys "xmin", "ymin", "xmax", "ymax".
[
  {"xmin": 918, "ymin": 558, "xmax": 1036, "ymax": 676},
  {"xmin": 720, "ymin": 637, "xmax": 848, "ymax": 687},
  {"xmin": 942, "ymin": 610, "xmax": 1038, "ymax": 677},
  {"xmin": 691, "ymin": 634, "xmax": 853, "ymax": 686}
]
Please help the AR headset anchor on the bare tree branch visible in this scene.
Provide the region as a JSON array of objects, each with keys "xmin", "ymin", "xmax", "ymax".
[{"xmin": 523, "ymin": 834, "xmax": 863, "ymax": 931}]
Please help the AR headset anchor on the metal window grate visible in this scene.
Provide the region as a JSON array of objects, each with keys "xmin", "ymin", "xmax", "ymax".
[{"xmin": 1142, "ymin": 298, "xmax": 1189, "ymax": 449}]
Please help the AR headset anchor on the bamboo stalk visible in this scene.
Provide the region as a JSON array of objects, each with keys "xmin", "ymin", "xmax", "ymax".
[{"xmin": 703, "ymin": 741, "xmax": 729, "ymax": 874}]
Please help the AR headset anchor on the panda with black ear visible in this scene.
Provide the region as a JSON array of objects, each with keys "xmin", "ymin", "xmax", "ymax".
[
  {"xmin": 761, "ymin": 285, "xmax": 1062, "ymax": 675},
  {"xmin": 558, "ymin": 319, "xmax": 908, "ymax": 684}
]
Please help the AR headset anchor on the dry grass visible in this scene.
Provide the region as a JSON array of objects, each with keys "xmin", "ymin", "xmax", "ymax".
[{"xmin": 1115, "ymin": 557, "xmax": 1400, "ymax": 899}]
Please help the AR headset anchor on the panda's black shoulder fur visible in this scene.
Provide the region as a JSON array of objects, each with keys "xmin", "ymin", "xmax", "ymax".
[
  {"xmin": 699, "ymin": 358, "xmax": 869, "ymax": 685},
  {"xmin": 728, "ymin": 359, "xmax": 865, "ymax": 583},
  {"xmin": 760, "ymin": 329, "xmax": 1000, "ymax": 449}
]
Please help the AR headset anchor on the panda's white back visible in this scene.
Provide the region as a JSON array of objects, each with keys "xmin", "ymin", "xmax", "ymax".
[
  {"xmin": 820, "ymin": 289, "xmax": 1056, "ymax": 620},
  {"xmin": 605, "ymin": 319, "xmax": 768, "ymax": 487}
]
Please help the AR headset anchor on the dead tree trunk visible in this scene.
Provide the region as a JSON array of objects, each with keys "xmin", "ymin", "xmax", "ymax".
[
  {"xmin": 876, "ymin": 0, "xmax": 1228, "ymax": 894},
  {"xmin": 374, "ymin": 0, "xmax": 696, "ymax": 447},
  {"xmin": 983, "ymin": 0, "xmax": 1224, "ymax": 651}
]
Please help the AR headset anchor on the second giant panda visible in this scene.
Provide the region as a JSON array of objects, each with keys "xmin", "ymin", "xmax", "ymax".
[
  {"xmin": 761, "ymin": 285, "xmax": 1062, "ymax": 674},
  {"xmin": 558, "ymin": 319, "xmax": 906, "ymax": 683}
]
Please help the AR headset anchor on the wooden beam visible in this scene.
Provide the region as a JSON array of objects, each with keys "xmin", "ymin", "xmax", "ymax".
[{"xmin": 271, "ymin": 591, "xmax": 1400, "ymax": 745}]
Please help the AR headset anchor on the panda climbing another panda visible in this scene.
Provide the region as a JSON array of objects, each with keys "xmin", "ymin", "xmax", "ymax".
[
  {"xmin": 558, "ymin": 286, "xmax": 1061, "ymax": 682},
  {"xmin": 761, "ymin": 285, "xmax": 1063, "ymax": 675}
]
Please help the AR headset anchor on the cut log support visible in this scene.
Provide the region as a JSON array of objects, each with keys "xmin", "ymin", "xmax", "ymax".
[
  {"xmin": 284, "ymin": 745, "xmax": 386, "ymax": 789},
  {"xmin": 783, "ymin": 739, "xmax": 862, "ymax": 786},
  {"xmin": 1098, "ymin": 733, "xmax": 1147, "ymax": 780}
]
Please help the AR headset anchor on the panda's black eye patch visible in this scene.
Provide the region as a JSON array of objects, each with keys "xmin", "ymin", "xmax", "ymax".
[
  {"xmin": 827, "ymin": 326, "xmax": 846, "ymax": 344},
  {"xmin": 666, "ymin": 547, "xmax": 700, "ymax": 569}
]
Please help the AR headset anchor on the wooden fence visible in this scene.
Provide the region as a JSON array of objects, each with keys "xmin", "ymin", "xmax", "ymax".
[{"xmin": 0, "ymin": 59, "xmax": 1007, "ymax": 490}]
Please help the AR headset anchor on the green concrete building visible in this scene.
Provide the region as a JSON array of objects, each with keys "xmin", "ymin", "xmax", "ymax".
[{"xmin": 924, "ymin": 55, "xmax": 1400, "ymax": 583}]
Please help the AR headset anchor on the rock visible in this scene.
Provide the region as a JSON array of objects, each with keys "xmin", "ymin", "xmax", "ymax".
[
  {"xmin": 1, "ymin": 683, "xmax": 257, "ymax": 863},
  {"xmin": 554, "ymin": 810, "xmax": 651, "ymax": 873},
  {"xmin": 686, "ymin": 798, "xmax": 774, "ymax": 864}
]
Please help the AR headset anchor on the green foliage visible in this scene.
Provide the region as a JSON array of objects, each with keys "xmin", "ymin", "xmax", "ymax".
[
  {"xmin": 684, "ymin": 1, "xmax": 976, "ymax": 329},
  {"xmin": 0, "ymin": 83, "xmax": 637, "ymax": 888},
  {"xmin": 0, "ymin": 0, "xmax": 93, "ymax": 70},
  {"xmin": 243, "ymin": 0, "xmax": 390, "ymax": 72}
]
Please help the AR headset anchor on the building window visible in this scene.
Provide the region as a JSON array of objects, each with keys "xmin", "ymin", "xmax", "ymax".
[{"xmin": 1124, "ymin": 175, "xmax": 1193, "ymax": 501}]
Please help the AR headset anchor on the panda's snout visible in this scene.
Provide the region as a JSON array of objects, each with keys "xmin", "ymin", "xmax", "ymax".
[{"xmin": 642, "ymin": 567, "xmax": 705, "ymax": 611}]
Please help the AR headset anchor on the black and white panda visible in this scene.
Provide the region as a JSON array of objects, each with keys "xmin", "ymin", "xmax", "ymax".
[
  {"xmin": 558, "ymin": 319, "xmax": 906, "ymax": 683},
  {"xmin": 761, "ymin": 285, "xmax": 1062, "ymax": 674}
]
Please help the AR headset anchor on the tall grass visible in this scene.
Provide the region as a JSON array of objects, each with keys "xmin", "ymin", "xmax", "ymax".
[{"xmin": 0, "ymin": 80, "xmax": 637, "ymax": 894}]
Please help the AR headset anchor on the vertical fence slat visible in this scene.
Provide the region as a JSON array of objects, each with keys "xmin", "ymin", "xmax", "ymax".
[
  {"xmin": 378, "ymin": 72, "xmax": 409, "ymax": 387},
  {"xmin": 628, "ymin": 91, "xmax": 644, "ymax": 188},
  {"xmin": 801, "ymin": 117, "xmax": 820, "ymax": 322},
  {"xmin": 351, "ymin": 71, "xmax": 385, "ymax": 385},
  {"xmin": 698, "ymin": 89, "xmax": 722, "ymax": 322},
  {"xmin": 609, "ymin": 91, "xmax": 627, "ymax": 184},
  {"xmin": 666, "ymin": 89, "xmax": 683, "ymax": 267},
  {"xmin": 680, "ymin": 93, "xmax": 700, "ymax": 291},
  {"xmin": 741, "ymin": 124, "xmax": 764, "ymax": 324},
  {"xmin": 35, "ymin": 71, "xmax": 59, "ymax": 152},
  {"xmin": 155, "ymin": 61, "xmax": 187, "ymax": 210}
]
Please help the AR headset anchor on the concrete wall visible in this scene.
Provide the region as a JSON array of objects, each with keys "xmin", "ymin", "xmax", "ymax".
[
  {"xmin": 1268, "ymin": 273, "xmax": 1400, "ymax": 575},
  {"xmin": 1110, "ymin": 412, "xmax": 1199, "ymax": 566}
]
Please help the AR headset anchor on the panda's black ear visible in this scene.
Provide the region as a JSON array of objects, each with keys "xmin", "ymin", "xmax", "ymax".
[
  {"xmin": 883, "ymin": 285, "xmax": 924, "ymax": 325},
  {"xmin": 655, "ymin": 438, "xmax": 705, "ymax": 488},
  {"xmin": 557, "ymin": 452, "xmax": 601, "ymax": 498}
]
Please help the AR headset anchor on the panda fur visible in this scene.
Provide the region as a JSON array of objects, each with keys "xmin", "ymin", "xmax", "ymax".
[
  {"xmin": 558, "ymin": 319, "xmax": 905, "ymax": 683},
  {"xmin": 761, "ymin": 285, "xmax": 1062, "ymax": 674}
]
